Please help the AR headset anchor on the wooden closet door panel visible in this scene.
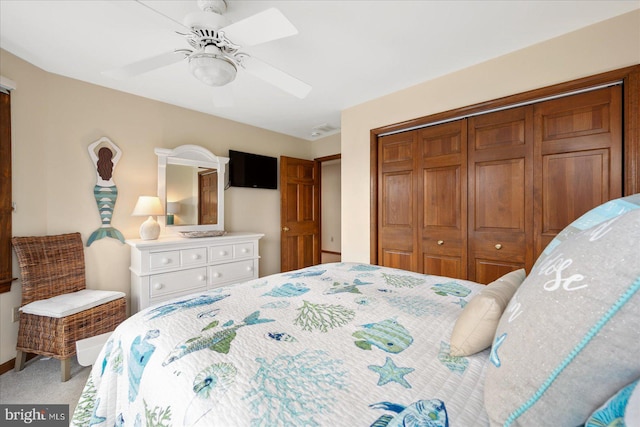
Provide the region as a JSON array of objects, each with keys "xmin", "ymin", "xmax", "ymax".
[
  {"xmin": 468, "ymin": 107, "xmax": 534, "ymax": 284},
  {"xmin": 378, "ymin": 132, "xmax": 419, "ymax": 271},
  {"xmin": 419, "ymin": 120, "xmax": 467, "ymax": 278},
  {"xmin": 534, "ymin": 86, "xmax": 623, "ymax": 257}
]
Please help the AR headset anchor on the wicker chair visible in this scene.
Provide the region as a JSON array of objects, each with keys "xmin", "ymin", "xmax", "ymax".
[{"xmin": 11, "ymin": 232, "xmax": 126, "ymax": 381}]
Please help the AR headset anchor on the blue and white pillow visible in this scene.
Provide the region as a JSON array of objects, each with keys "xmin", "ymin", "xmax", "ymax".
[
  {"xmin": 586, "ymin": 379, "xmax": 639, "ymax": 427},
  {"xmin": 484, "ymin": 206, "xmax": 640, "ymax": 427}
]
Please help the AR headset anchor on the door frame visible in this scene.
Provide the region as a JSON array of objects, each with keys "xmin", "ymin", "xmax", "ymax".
[
  {"xmin": 0, "ymin": 89, "xmax": 15, "ymax": 293},
  {"xmin": 316, "ymin": 153, "xmax": 341, "ymax": 264},
  {"xmin": 369, "ymin": 65, "xmax": 640, "ymax": 264}
]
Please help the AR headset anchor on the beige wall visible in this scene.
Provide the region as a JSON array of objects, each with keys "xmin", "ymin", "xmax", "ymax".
[
  {"xmin": 321, "ymin": 160, "xmax": 341, "ymax": 254},
  {"xmin": 341, "ymin": 9, "xmax": 640, "ymax": 263},
  {"xmin": 310, "ymin": 132, "xmax": 340, "ymax": 159},
  {"xmin": 0, "ymin": 50, "xmax": 317, "ymax": 364}
]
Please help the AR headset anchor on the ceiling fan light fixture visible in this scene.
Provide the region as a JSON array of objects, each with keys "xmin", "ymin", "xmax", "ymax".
[
  {"xmin": 189, "ymin": 53, "xmax": 237, "ymax": 86},
  {"xmin": 197, "ymin": 0, "xmax": 226, "ymax": 14}
]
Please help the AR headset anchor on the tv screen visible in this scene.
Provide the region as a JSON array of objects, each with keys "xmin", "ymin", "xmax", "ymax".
[{"xmin": 229, "ymin": 150, "xmax": 278, "ymax": 189}]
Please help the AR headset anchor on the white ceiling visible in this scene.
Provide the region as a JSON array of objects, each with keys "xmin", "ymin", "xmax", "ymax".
[{"xmin": 1, "ymin": 0, "xmax": 638, "ymax": 141}]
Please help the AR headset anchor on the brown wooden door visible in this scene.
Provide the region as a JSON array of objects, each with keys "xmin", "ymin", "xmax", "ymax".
[
  {"xmin": 198, "ymin": 169, "xmax": 218, "ymax": 225},
  {"xmin": 533, "ymin": 86, "xmax": 623, "ymax": 258},
  {"xmin": 280, "ymin": 156, "xmax": 319, "ymax": 272},
  {"xmin": 377, "ymin": 131, "xmax": 419, "ymax": 272},
  {"xmin": 419, "ymin": 120, "xmax": 468, "ymax": 278},
  {"xmin": 468, "ymin": 107, "xmax": 534, "ymax": 284}
]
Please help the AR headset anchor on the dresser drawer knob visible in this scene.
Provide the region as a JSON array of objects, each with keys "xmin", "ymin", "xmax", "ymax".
[
  {"xmin": 246, "ymin": 266, "xmax": 253, "ymax": 272},
  {"xmin": 437, "ymin": 240, "xmax": 444, "ymax": 246},
  {"xmin": 212, "ymin": 272, "xmax": 221, "ymax": 278},
  {"xmin": 495, "ymin": 244, "xmax": 502, "ymax": 250},
  {"xmin": 219, "ymin": 251, "xmax": 228, "ymax": 256},
  {"xmin": 241, "ymin": 248, "xmax": 249, "ymax": 253},
  {"xmin": 161, "ymin": 258, "xmax": 171, "ymax": 265},
  {"xmin": 153, "ymin": 283, "xmax": 164, "ymax": 290},
  {"xmin": 197, "ymin": 275, "xmax": 206, "ymax": 281},
  {"xmin": 191, "ymin": 254, "xmax": 201, "ymax": 260}
]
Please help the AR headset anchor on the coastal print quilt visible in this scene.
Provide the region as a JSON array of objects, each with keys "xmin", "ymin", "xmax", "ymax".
[{"xmin": 72, "ymin": 263, "xmax": 491, "ymax": 427}]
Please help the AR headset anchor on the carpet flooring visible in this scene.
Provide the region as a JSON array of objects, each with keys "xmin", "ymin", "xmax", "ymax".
[{"xmin": 0, "ymin": 356, "xmax": 90, "ymax": 416}]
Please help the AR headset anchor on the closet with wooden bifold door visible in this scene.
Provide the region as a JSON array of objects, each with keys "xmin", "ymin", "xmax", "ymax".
[
  {"xmin": 467, "ymin": 106, "xmax": 534, "ymax": 284},
  {"xmin": 377, "ymin": 85, "xmax": 622, "ymax": 284}
]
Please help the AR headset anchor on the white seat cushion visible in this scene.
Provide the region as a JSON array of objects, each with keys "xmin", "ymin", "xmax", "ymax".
[{"xmin": 20, "ymin": 289, "xmax": 125, "ymax": 318}]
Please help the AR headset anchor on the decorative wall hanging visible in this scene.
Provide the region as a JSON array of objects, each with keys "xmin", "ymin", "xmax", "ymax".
[{"xmin": 87, "ymin": 137, "xmax": 125, "ymax": 246}]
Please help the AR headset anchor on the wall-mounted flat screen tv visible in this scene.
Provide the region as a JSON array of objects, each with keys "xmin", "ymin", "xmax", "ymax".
[{"xmin": 229, "ymin": 150, "xmax": 278, "ymax": 190}]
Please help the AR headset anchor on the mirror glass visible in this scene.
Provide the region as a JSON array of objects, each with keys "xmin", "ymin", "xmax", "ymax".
[
  {"xmin": 156, "ymin": 145, "xmax": 229, "ymax": 234},
  {"xmin": 165, "ymin": 164, "xmax": 218, "ymax": 226}
]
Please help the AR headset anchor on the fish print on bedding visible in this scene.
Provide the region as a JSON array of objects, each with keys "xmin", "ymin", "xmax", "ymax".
[{"xmin": 71, "ymin": 263, "xmax": 491, "ymax": 427}]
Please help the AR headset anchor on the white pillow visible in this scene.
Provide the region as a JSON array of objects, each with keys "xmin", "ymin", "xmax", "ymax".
[{"xmin": 449, "ymin": 269, "xmax": 525, "ymax": 357}]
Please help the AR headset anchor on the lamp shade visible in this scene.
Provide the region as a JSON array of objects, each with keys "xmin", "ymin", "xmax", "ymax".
[
  {"xmin": 132, "ymin": 196, "xmax": 164, "ymax": 216},
  {"xmin": 132, "ymin": 196, "xmax": 163, "ymax": 240},
  {"xmin": 166, "ymin": 202, "xmax": 181, "ymax": 215}
]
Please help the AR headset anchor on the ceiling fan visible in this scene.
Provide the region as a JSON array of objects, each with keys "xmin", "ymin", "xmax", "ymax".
[{"xmin": 103, "ymin": 0, "xmax": 312, "ymax": 103}]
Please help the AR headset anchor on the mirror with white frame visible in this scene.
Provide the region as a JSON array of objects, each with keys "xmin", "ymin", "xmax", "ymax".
[{"xmin": 156, "ymin": 145, "xmax": 229, "ymax": 233}]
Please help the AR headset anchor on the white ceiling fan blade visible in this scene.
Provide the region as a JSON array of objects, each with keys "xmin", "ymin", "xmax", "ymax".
[
  {"xmin": 241, "ymin": 56, "xmax": 311, "ymax": 99},
  {"xmin": 132, "ymin": 0, "xmax": 190, "ymax": 32},
  {"xmin": 212, "ymin": 85, "xmax": 234, "ymax": 108},
  {"xmin": 102, "ymin": 51, "xmax": 184, "ymax": 80},
  {"xmin": 221, "ymin": 8, "xmax": 298, "ymax": 47}
]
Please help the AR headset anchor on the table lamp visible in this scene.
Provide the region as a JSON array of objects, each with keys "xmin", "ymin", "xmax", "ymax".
[
  {"xmin": 132, "ymin": 196, "xmax": 164, "ymax": 240},
  {"xmin": 166, "ymin": 202, "xmax": 181, "ymax": 225}
]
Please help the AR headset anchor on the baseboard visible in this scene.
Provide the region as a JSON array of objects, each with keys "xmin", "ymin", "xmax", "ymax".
[{"xmin": 0, "ymin": 353, "xmax": 37, "ymax": 375}]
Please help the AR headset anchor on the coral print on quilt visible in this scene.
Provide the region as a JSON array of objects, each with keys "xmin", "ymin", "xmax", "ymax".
[{"xmin": 72, "ymin": 263, "xmax": 493, "ymax": 427}]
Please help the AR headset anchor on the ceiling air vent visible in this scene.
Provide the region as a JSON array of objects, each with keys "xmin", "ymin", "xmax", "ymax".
[{"xmin": 310, "ymin": 123, "xmax": 339, "ymax": 138}]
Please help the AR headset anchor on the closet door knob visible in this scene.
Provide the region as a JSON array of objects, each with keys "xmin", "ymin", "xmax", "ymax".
[
  {"xmin": 282, "ymin": 226, "xmax": 290, "ymax": 232},
  {"xmin": 437, "ymin": 240, "xmax": 444, "ymax": 246},
  {"xmin": 495, "ymin": 244, "xmax": 502, "ymax": 250}
]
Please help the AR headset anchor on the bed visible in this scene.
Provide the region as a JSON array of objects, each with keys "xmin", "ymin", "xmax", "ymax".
[
  {"xmin": 71, "ymin": 263, "xmax": 490, "ymax": 426},
  {"xmin": 71, "ymin": 195, "xmax": 640, "ymax": 427}
]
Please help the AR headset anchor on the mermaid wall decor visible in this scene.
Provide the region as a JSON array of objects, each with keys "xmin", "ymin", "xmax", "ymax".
[{"xmin": 87, "ymin": 137, "xmax": 125, "ymax": 246}]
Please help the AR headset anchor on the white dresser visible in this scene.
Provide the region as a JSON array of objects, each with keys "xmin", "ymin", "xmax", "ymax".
[{"xmin": 126, "ymin": 232, "xmax": 263, "ymax": 313}]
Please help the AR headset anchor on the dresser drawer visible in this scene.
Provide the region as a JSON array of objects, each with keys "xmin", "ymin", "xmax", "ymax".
[
  {"xmin": 209, "ymin": 260, "xmax": 256, "ymax": 287},
  {"xmin": 149, "ymin": 267, "xmax": 208, "ymax": 298},
  {"xmin": 128, "ymin": 233, "xmax": 263, "ymax": 313},
  {"xmin": 150, "ymin": 250, "xmax": 180, "ymax": 270},
  {"xmin": 181, "ymin": 247, "xmax": 207, "ymax": 266},
  {"xmin": 234, "ymin": 242, "xmax": 254, "ymax": 258},
  {"xmin": 209, "ymin": 244, "xmax": 234, "ymax": 262}
]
